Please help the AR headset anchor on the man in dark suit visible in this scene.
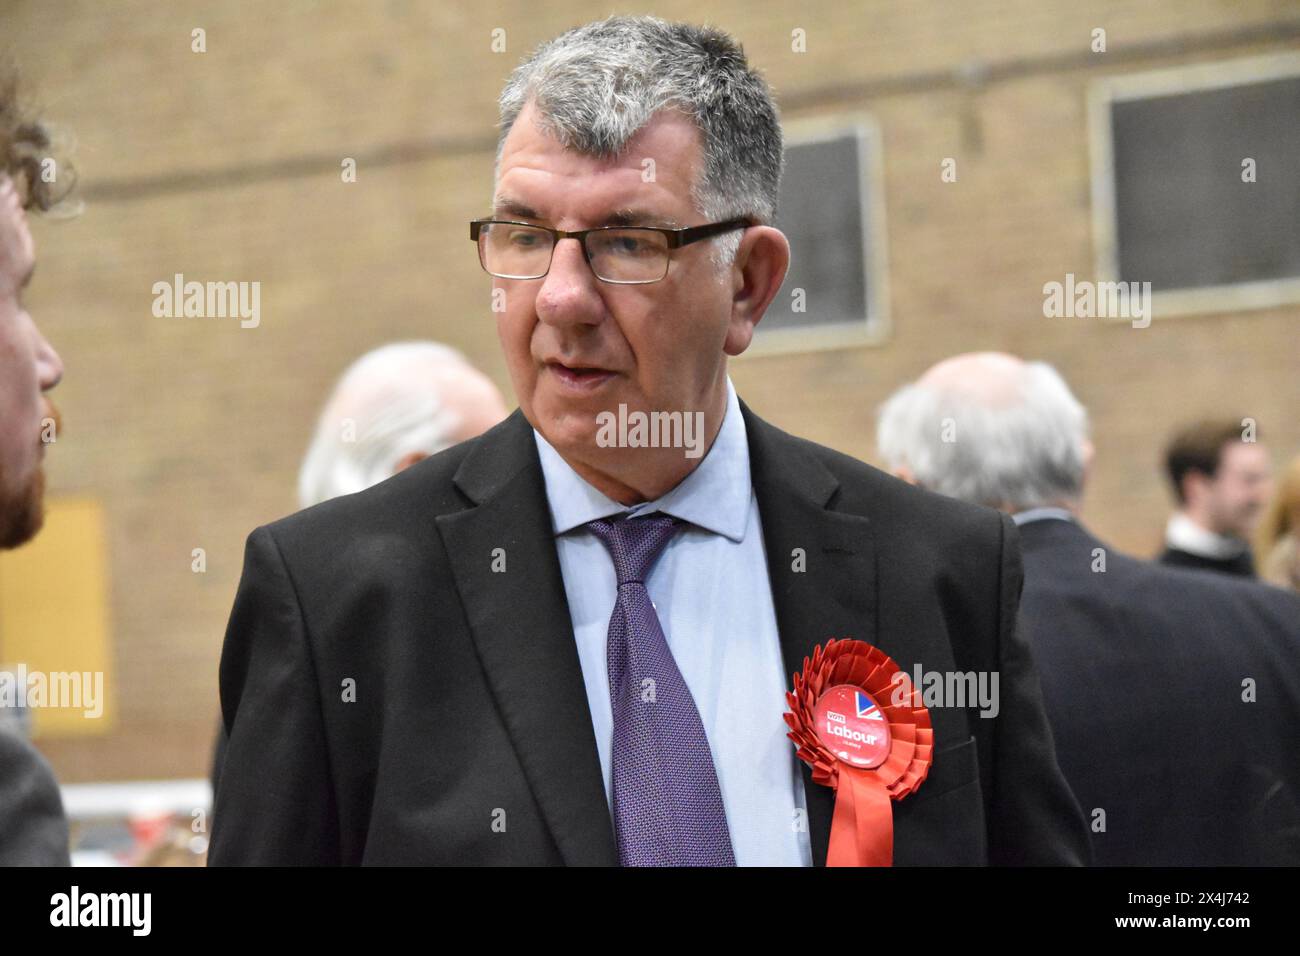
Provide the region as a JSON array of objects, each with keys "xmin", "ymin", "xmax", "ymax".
[
  {"xmin": 878, "ymin": 352, "xmax": 1300, "ymax": 865},
  {"xmin": 0, "ymin": 74, "xmax": 73, "ymax": 867},
  {"xmin": 211, "ymin": 17, "xmax": 1088, "ymax": 866}
]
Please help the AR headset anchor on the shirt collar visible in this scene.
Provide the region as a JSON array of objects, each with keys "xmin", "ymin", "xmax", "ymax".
[
  {"xmin": 1011, "ymin": 506, "xmax": 1077, "ymax": 526},
  {"xmin": 532, "ymin": 376, "xmax": 752, "ymax": 543},
  {"xmin": 1165, "ymin": 512, "xmax": 1248, "ymax": 559}
]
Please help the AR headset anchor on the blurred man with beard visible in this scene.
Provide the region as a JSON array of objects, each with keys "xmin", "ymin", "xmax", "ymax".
[
  {"xmin": 0, "ymin": 72, "xmax": 71, "ymax": 865},
  {"xmin": 0, "ymin": 182, "xmax": 62, "ymax": 548}
]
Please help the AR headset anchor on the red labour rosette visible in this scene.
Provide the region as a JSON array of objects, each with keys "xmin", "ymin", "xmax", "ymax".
[{"xmin": 784, "ymin": 638, "xmax": 933, "ymax": 866}]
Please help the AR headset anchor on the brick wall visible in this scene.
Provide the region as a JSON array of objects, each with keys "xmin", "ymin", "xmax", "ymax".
[{"xmin": 5, "ymin": 0, "xmax": 1297, "ymax": 780}]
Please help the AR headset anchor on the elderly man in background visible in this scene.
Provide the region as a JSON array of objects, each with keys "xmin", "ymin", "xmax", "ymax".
[
  {"xmin": 296, "ymin": 341, "xmax": 509, "ymax": 508},
  {"xmin": 210, "ymin": 340, "xmax": 507, "ymax": 793},
  {"xmin": 0, "ymin": 73, "xmax": 72, "ymax": 866},
  {"xmin": 878, "ymin": 352, "xmax": 1300, "ymax": 865}
]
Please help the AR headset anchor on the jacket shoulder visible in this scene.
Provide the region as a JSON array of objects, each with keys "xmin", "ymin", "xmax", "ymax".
[
  {"xmin": 0, "ymin": 729, "xmax": 70, "ymax": 865},
  {"xmin": 787, "ymin": 426, "xmax": 1008, "ymax": 550},
  {"xmin": 258, "ymin": 428, "xmax": 483, "ymax": 551}
]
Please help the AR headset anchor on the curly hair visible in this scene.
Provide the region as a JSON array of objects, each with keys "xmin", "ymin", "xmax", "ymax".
[{"xmin": 0, "ymin": 67, "xmax": 77, "ymax": 213}]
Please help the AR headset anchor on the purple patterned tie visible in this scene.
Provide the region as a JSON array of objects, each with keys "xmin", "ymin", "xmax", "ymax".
[{"xmin": 586, "ymin": 513, "xmax": 736, "ymax": 866}]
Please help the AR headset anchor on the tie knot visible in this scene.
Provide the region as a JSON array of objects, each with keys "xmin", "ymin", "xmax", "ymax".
[{"xmin": 586, "ymin": 513, "xmax": 683, "ymax": 586}]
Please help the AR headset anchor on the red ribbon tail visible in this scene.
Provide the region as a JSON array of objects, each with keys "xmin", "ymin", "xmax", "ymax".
[{"xmin": 827, "ymin": 767, "xmax": 894, "ymax": 867}]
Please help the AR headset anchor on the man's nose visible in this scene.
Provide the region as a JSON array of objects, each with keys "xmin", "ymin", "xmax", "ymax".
[
  {"xmin": 534, "ymin": 237, "xmax": 604, "ymax": 327},
  {"xmin": 34, "ymin": 328, "xmax": 64, "ymax": 391}
]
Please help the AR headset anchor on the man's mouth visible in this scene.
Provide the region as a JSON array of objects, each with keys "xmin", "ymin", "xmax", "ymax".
[{"xmin": 546, "ymin": 361, "xmax": 616, "ymax": 392}]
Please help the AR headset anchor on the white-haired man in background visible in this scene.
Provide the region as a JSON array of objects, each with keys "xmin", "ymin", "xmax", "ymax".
[
  {"xmin": 297, "ymin": 341, "xmax": 509, "ymax": 508},
  {"xmin": 877, "ymin": 352, "xmax": 1300, "ymax": 865},
  {"xmin": 210, "ymin": 340, "xmax": 508, "ymax": 794}
]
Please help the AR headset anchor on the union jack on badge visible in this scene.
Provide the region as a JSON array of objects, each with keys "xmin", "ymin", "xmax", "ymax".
[{"xmin": 857, "ymin": 690, "xmax": 885, "ymax": 721}]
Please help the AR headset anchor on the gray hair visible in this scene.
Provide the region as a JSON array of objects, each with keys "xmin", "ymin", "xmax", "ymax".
[
  {"xmin": 297, "ymin": 342, "xmax": 476, "ymax": 508},
  {"xmin": 876, "ymin": 361, "xmax": 1090, "ymax": 511},
  {"xmin": 496, "ymin": 15, "xmax": 783, "ymax": 268}
]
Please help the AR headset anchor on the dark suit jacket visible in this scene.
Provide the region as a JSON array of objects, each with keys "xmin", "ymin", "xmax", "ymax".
[
  {"xmin": 210, "ymin": 403, "xmax": 1089, "ymax": 866},
  {"xmin": 1159, "ymin": 544, "xmax": 1255, "ymax": 578},
  {"xmin": 0, "ymin": 727, "xmax": 70, "ymax": 865},
  {"xmin": 1019, "ymin": 518, "xmax": 1300, "ymax": 865}
]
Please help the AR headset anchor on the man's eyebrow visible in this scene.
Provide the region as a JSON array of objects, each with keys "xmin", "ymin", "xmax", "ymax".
[
  {"xmin": 492, "ymin": 197, "xmax": 544, "ymax": 221},
  {"xmin": 489, "ymin": 198, "xmax": 681, "ymax": 230},
  {"xmin": 601, "ymin": 209, "xmax": 682, "ymax": 229}
]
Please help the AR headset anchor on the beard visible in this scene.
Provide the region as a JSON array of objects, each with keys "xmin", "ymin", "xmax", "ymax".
[
  {"xmin": 0, "ymin": 400, "xmax": 60, "ymax": 550},
  {"xmin": 0, "ymin": 463, "xmax": 45, "ymax": 549}
]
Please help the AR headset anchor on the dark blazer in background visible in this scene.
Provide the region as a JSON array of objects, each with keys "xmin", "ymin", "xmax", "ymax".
[
  {"xmin": 210, "ymin": 402, "xmax": 1089, "ymax": 866},
  {"xmin": 1020, "ymin": 518, "xmax": 1300, "ymax": 865},
  {"xmin": 1159, "ymin": 544, "xmax": 1255, "ymax": 578},
  {"xmin": 0, "ymin": 726, "xmax": 70, "ymax": 865}
]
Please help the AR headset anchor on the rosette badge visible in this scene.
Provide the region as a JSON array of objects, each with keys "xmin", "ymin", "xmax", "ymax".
[{"xmin": 784, "ymin": 638, "xmax": 933, "ymax": 866}]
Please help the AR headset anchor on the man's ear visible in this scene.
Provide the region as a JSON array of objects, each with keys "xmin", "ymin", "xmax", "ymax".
[
  {"xmin": 393, "ymin": 450, "xmax": 428, "ymax": 475},
  {"xmin": 723, "ymin": 225, "xmax": 790, "ymax": 357},
  {"xmin": 893, "ymin": 464, "xmax": 918, "ymax": 486},
  {"xmin": 1182, "ymin": 470, "xmax": 1211, "ymax": 509}
]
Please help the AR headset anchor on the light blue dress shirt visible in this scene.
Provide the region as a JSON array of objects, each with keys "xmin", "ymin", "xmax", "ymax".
[{"xmin": 532, "ymin": 377, "xmax": 813, "ymax": 866}]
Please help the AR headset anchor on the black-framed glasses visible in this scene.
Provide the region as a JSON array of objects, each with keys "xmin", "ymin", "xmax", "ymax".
[{"xmin": 469, "ymin": 218, "xmax": 751, "ymax": 284}]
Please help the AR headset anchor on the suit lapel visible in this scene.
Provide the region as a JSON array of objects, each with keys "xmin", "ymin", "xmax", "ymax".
[
  {"xmin": 741, "ymin": 399, "xmax": 879, "ymax": 867},
  {"xmin": 436, "ymin": 410, "xmax": 618, "ymax": 865}
]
